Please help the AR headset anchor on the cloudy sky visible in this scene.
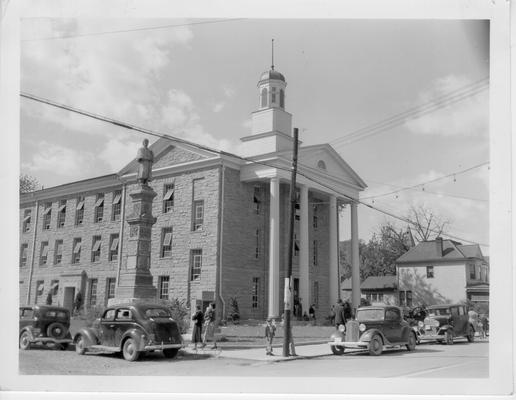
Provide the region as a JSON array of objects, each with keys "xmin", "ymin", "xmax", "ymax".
[{"xmin": 19, "ymin": 17, "xmax": 490, "ymax": 252}]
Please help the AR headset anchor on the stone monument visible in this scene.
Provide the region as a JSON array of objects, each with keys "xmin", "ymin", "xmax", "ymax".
[{"xmin": 109, "ymin": 139, "xmax": 158, "ymax": 305}]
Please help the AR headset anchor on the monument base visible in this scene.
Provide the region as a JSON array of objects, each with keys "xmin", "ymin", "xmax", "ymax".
[{"xmin": 107, "ymin": 297, "xmax": 159, "ymax": 307}]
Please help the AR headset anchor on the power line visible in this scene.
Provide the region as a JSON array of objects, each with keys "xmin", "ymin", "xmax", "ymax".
[
  {"xmin": 330, "ymin": 78, "xmax": 489, "ymax": 147},
  {"xmin": 361, "ymin": 162, "xmax": 489, "ymax": 200},
  {"xmin": 21, "ymin": 18, "xmax": 247, "ymax": 42},
  {"xmin": 20, "ymin": 91, "xmax": 487, "ymax": 246}
]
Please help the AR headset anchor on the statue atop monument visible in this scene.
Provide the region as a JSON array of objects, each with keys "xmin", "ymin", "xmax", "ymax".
[{"xmin": 136, "ymin": 139, "xmax": 154, "ymax": 185}]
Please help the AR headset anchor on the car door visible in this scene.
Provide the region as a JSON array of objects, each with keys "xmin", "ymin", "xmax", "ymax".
[
  {"xmin": 19, "ymin": 307, "xmax": 35, "ymax": 331},
  {"xmin": 99, "ymin": 309, "xmax": 116, "ymax": 347},
  {"xmin": 457, "ymin": 306, "xmax": 468, "ymax": 335},
  {"xmin": 384, "ymin": 308, "xmax": 402, "ymax": 343},
  {"xmin": 113, "ymin": 308, "xmax": 134, "ymax": 348},
  {"xmin": 449, "ymin": 306, "xmax": 461, "ymax": 334}
]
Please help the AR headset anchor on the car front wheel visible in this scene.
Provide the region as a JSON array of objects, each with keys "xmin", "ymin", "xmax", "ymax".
[
  {"xmin": 75, "ymin": 335, "xmax": 86, "ymax": 355},
  {"xmin": 368, "ymin": 335, "xmax": 383, "ymax": 356},
  {"xmin": 444, "ymin": 329, "xmax": 454, "ymax": 345},
  {"xmin": 122, "ymin": 338, "xmax": 140, "ymax": 362},
  {"xmin": 406, "ymin": 332, "xmax": 417, "ymax": 351},
  {"xmin": 163, "ymin": 348, "xmax": 179, "ymax": 358},
  {"xmin": 331, "ymin": 345, "xmax": 345, "ymax": 355},
  {"xmin": 19, "ymin": 331, "xmax": 31, "ymax": 350},
  {"xmin": 466, "ymin": 325, "xmax": 475, "ymax": 342}
]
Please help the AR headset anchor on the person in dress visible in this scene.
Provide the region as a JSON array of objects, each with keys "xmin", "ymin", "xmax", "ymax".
[
  {"xmin": 191, "ymin": 305, "xmax": 204, "ymax": 350},
  {"xmin": 202, "ymin": 302, "xmax": 218, "ymax": 349}
]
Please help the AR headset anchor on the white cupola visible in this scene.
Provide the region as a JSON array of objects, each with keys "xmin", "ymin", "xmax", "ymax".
[{"xmin": 240, "ymin": 51, "xmax": 294, "ymax": 157}]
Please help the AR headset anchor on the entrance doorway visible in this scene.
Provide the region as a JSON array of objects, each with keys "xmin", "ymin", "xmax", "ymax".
[{"xmin": 63, "ymin": 287, "xmax": 75, "ymax": 312}]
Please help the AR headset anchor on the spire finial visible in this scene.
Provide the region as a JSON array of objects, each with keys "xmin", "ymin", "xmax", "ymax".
[{"xmin": 271, "ymin": 38, "xmax": 274, "ymax": 70}]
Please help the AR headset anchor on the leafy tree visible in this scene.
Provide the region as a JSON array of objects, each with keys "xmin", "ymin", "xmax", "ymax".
[{"xmin": 20, "ymin": 174, "xmax": 39, "ymax": 193}]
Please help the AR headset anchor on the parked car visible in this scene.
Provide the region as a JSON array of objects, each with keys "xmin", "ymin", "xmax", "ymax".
[
  {"xmin": 74, "ymin": 303, "xmax": 184, "ymax": 361},
  {"xmin": 403, "ymin": 305, "xmax": 428, "ymax": 344},
  {"xmin": 419, "ymin": 304, "xmax": 475, "ymax": 344},
  {"xmin": 328, "ymin": 305, "xmax": 417, "ymax": 356},
  {"xmin": 19, "ymin": 305, "xmax": 73, "ymax": 350}
]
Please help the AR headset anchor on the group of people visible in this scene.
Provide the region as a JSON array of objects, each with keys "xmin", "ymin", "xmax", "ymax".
[
  {"xmin": 191, "ymin": 302, "xmax": 218, "ymax": 350},
  {"xmin": 328, "ymin": 299, "xmax": 352, "ymax": 328}
]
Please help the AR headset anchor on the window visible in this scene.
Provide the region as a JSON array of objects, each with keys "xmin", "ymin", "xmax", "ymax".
[
  {"xmin": 280, "ymin": 89, "xmax": 284, "ymax": 108},
  {"xmin": 94, "ymin": 193, "xmax": 104, "ymax": 223},
  {"xmin": 50, "ymin": 279, "xmax": 59, "ymax": 296},
  {"xmin": 106, "ymin": 278, "xmax": 116, "ymax": 300},
  {"xmin": 163, "ymin": 184, "xmax": 175, "ymax": 213},
  {"xmin": 91, "ymin": 235, "xmax": 101, "ymax": 262},
  {"xmin": 295, "ymin": 190, "xmax": 300, "ymax": 221},
  {"xmin": 39, "ymin": 241, "xmax": 49, "ymax": 265},
  {"xmin": 103, "ymin": 309, "xmax": 116, "ymax": 320},
  {"xmin": 261, "ymin": 88, "xmax": 268, "ymax": 107},
  {"xmin": 160, "ymin": 227, "xmax": 173, "ymax": 258},
  {"xmin": 192, "ymin": 200, "xmax": 204, "ymax": 231},
  {"xmin": 88, "ymin": 279, "xmax": 98, "ymax": 306},
  {"xmin": 75, "ymin": 196, "xmax": 85, "ymax": 226},
  {"xmin": 22, "ymin": 209, "xmax": 31, "ymax": 233},
  {"xmin": 252, "ymin": 277, "xmax": 259, "ymax": 309},
  {"xmin": 458, "ymin": 306, "xmax": 465, "ymax": 315},
  {"xmin": 116, "ymin": 308, "xmax": 132, "ymax": 320},
  {"xmin": 54, "ymin": 240, "xmax": 63, "ymax": 265},
  {"xmin": 111, "ymin": 190, "xmax": 122, "ymax": 221},
  {"xmin": 253, "ymin": 186, "xmax": 262, "ymax": 214},
  {"xmin": 426, "ymin": 266, "xmax": 434, "ymax": 278},
  {"xmin": 294, "ymin": 234, "xmax": 299, "ymax": 257},
  {"xmin": 386, "ymin": 308, "xmax": 400, "ymax": 320},
  {"xmin": 42, "ymin": 202, "xmax": 52, "ymax": 230},
  {"xmin": 313, "ymin": 281, "xmax": 319, "ymax": 307},
  {"xmin": 109, "ymin": 234, "xmax": 119, "ymax": 261},
  {"xmin": 271, "ymin": 86, "xmax": 277, "ymax": 103},
  {"xmin": 255, "ymin": 229, "xmax": 260, "ymax": 259},
  {"xmin": 313, "ymin": 240, "xmax": 318, "ymax": 265},
  {"xmin": 20, "ymin": 243, "xmax": 28, "ymax": 268},
  {"xmin": 313, "ymin": 215, "xmax": 318, "ymax": 229},
  {"xmin": 35, "ymin": 280, "xmax": 44, "ymax": 303},
  {"xmin": 190, "ymin": 249, "xmax": 202, "ymax": 280},
  {"xmin": 72, "ymin": 238, "xmax": 81, "ymax": 264},
  {"xmin": 158, "ymin": 276, "xmax": 169, "ymax": 300},
  {"xmin": 399, "ymin": 290, "xmax": 413, "ymax": 307},
  {"xmin": 317, "ymin": 160, "xmax": 327, "ymax": 170},
  {"xmin": 469, "ymin": 265, "xmax": 476, "ymax": 279},
  {"xmin": 57, "ymin": 200, "xmax": 66, "ymax": 228}
]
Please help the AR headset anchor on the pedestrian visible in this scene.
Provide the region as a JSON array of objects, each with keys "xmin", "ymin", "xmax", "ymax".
[
  {"xmin": 191, "ymin": 305, "xmax": 204, "ymax": 350},
  {"xmin": 202, "ymin": 302, "xmax": 218, "ymax": 349},
  {"xmin": 481, "ymin": 314, "xmax": 489, "ymax": 337},
  {"xmin": 309, "ymin": 304, "xmax": 316, "ymax": 325},
  {"xmin": 334, "ymin": 299, "xmax": 346, "ymax": 329},
  {"xmin": 46, "ymin": 291, "xmax": 53, "ymax": 305},
  {"xmin": 264, "ymin": 318, "xmax": 276, "ymax": 355},
  {"xmin": 329, "ymin": 305, "xmax": 336, "ymax": 325},
  {"xmin": 302, "ymin": 311, "xmax": 309, "ymax": 321},
  {"xmin": 343, "ymin": 300, "xmax": 352, "ymax": 321},
  {"xmin": 73, "ymin": 290, "xmax": 83, "ymax": 315}
]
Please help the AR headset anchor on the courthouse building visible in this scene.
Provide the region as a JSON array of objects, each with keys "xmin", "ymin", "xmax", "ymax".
[{"xmin": 19, "ymin": 65, "xmax": 366, "ymax": 319}]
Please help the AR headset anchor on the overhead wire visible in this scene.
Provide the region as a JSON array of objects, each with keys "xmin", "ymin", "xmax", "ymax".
[{"xmin": 20, "ymin": 91, "xmax": 488, "ymax": 246}]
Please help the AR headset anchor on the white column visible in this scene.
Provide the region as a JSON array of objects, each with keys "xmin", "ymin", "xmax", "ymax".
[
  {"xmin": 299, "ymin": 185, "xmax": 310, "ymax": 314},
  {"xmin": 329, "ymin": 195, "xmax": 339, "ymax": 306},
  {"xmin": 351, "ymin": 202, "xmax": 361, "ymax": 310},
  {"xmin": 268, "ymin": 177, "xmax": 280, "ymax": 318}
]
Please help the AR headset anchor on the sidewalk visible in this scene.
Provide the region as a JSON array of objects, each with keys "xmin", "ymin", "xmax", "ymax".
[{"xmin": 182, "ymin": 342, "xmax": 332, "ymax": 362}]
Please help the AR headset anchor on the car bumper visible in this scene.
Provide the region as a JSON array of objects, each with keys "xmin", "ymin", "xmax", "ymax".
[
  {"xmin": 419, "ymin": 334, "xmax": 445, "ymax": 341},
  {"xmin": 31, "ymin": 337, "xmax": 73, "ymax": 344},
  {"xmin": 143, "ymin": 343, "xmax": 183, "ymax": 351},
  {"xmin": 328, "ymin": 340, "xmax": 368, "ymax": 348}
]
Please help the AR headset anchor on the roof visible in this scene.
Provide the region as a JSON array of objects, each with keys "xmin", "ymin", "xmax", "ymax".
[
  {"xmin": 361, "ymin": 275, "xmax": 397, "ymax": 290},
  {"xmin": 258, "ymin": 69, "xmax": 286, "ymax": 84},
  {"xmin": 396, "ymin": 238, "xmax": 485, "ymax": 264},
  {"xmin": 341, "ymin": 278, "xmax": 352, "ymax": 290}
]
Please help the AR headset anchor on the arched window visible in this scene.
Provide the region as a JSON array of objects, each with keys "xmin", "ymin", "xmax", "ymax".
[
  {"xmin": 271, "ymin": 87, "xmax": 277, "ymax": 104},
  {"xmin": 280, "ymin": 89, "xmax": 285, "ymax": 108},
  {"xmin": 317, "ymin": 160, "xmax": 327, "ymax": 170},
  {"xmin": 261, "ymin": 88, "xmax": 268, "ymax": 108}
]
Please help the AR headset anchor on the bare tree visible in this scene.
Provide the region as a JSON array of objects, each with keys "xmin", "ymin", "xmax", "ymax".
[
  {"xmin": 20, "ymin": 174, "xmax": 39, "ymax": 194},
  {"xmin": 407, "ymin": 205, "xmax": 449, "ymax": 242}
]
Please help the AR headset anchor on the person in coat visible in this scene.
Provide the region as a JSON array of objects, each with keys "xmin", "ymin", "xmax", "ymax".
[
  {"xmin": 264, "ymin": 318, "xmax": 276, "ymax": 355},
  {"xmin": 191, "ymin": 305, "xmax": 204, "ymax": 350},
  {"xmin": 202, "ymin": 302, "xmax": 218, "ymax": 349},
  {"xmin": 334, "ymin": 299, "xmax": 346, "ymax": 329}
]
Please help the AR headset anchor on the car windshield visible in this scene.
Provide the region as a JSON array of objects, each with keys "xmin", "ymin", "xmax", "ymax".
[
  {"xmin": 45, "ymin": 310, "xmax": 68, "ymax": 318},
  {"xmin": 144, "ymin": 308, "xmax": 170, "ymax": 318},
  {"xmin": 428, "ymin": 308, "xmax": 450, "ymax": 316},
  {"xmin": 357, "ymin": 308, "xmax": 384, "ymax": 321}
]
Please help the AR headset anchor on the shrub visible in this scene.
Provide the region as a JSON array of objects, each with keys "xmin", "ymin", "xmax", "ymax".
[
  {"xmin": 156, "ymin": 298, "xmax": 190, "ymax": 334},
  {"xmin": 228, "ymin": 296, "xmax": 240, "ymax": 323}
]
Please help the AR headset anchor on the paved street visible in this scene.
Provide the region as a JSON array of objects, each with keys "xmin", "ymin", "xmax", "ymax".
[{"xmin": 19, "ymin": 338, "xmax": 488, "ymax": 378}]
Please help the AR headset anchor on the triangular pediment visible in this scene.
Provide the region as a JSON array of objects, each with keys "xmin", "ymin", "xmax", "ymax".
[{"xmin": 118, "ymin": 137, "xmax": 218, "ymax": 176}]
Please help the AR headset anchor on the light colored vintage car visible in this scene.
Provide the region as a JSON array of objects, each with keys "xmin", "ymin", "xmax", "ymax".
[
  {"xmin": 328, "ymin": 305, "xmax": 417, "ymax": 356},
  {"xmin": 74, "ymin": 303, "xmax": 183, "ymax": 361},
  {"xmin": 419, "ymin": 304, "xmax": 475, "ymax": 344}
]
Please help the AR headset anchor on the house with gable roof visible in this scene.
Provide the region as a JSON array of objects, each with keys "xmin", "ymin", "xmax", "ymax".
[{"xmin": 396, "ymin": 237, "xmax": 489, "ymax": 307}]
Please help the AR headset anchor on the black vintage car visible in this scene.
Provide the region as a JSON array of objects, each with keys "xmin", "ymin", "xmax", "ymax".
[
  {"xmin": 74, "ymin": 303, "xmax": 183, "ymax": 361},
  {"xmin": 19, "ymin": 305, "xmax": 73, "ymax": 350},
  {"xmin": 328, "ymin": 305, "xmax": 417, "ymax": 356},
  {"xmin": 419, "ymin": 304, "xmax": 475, "ymax": 344}
]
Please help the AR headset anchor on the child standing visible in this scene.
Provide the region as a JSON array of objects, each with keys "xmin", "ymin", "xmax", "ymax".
[{"xmin": 265, "ymin": 318, "xmax": 276, "ymax": 355}]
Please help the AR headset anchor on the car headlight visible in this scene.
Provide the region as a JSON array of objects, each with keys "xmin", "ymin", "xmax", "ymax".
[
  {"xmin": 338, "ymin": 324, "xmax": 345, "ymax": 332},
  {"xmin": 359, "ymin": 323, "xmax": 366, "ymax": 332},
  {"xmin": 418, "ymin": 321, "xmax": 424, "ymax": 328}
]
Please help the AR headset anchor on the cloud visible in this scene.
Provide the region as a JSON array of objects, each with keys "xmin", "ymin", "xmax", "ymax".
[
  {"xmin": 212, "ymin": 102, "xmax": 225, "ymax": 113},
  {"xmin": 98, "ymin": 138, "xmax": 142, "ymax": 171},
  {"xmin": 404, "ymin": 75, "xmax": 489, "ymax": 137},
  {"xmin": 223, "ymin": 85, "xmax": 235, "ymax": 98}
]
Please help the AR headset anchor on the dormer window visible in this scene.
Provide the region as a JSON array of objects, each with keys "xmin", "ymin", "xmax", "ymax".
[
  {"xmin": 261, "ymin": 88, "xmax": 268, "ymax": 108},
  {"xmin": 317, "ymin": 160, "xmax": 327, "ymax": 170}
]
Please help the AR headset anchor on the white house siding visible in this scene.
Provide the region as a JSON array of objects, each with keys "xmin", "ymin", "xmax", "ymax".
[{"xmin": 397, "ymin": 262, "xmax": 467, "ymax": 305}]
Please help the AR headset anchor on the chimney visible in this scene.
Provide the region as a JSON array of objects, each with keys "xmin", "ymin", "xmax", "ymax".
[{"xmin": 435, "ymin": 237, "xmax": 443, "ymax": 256}]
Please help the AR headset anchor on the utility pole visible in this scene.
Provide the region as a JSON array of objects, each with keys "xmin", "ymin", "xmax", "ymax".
[{"xmin": 283, "ymin": 127, "xmax": 299, "ymax": 357}]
